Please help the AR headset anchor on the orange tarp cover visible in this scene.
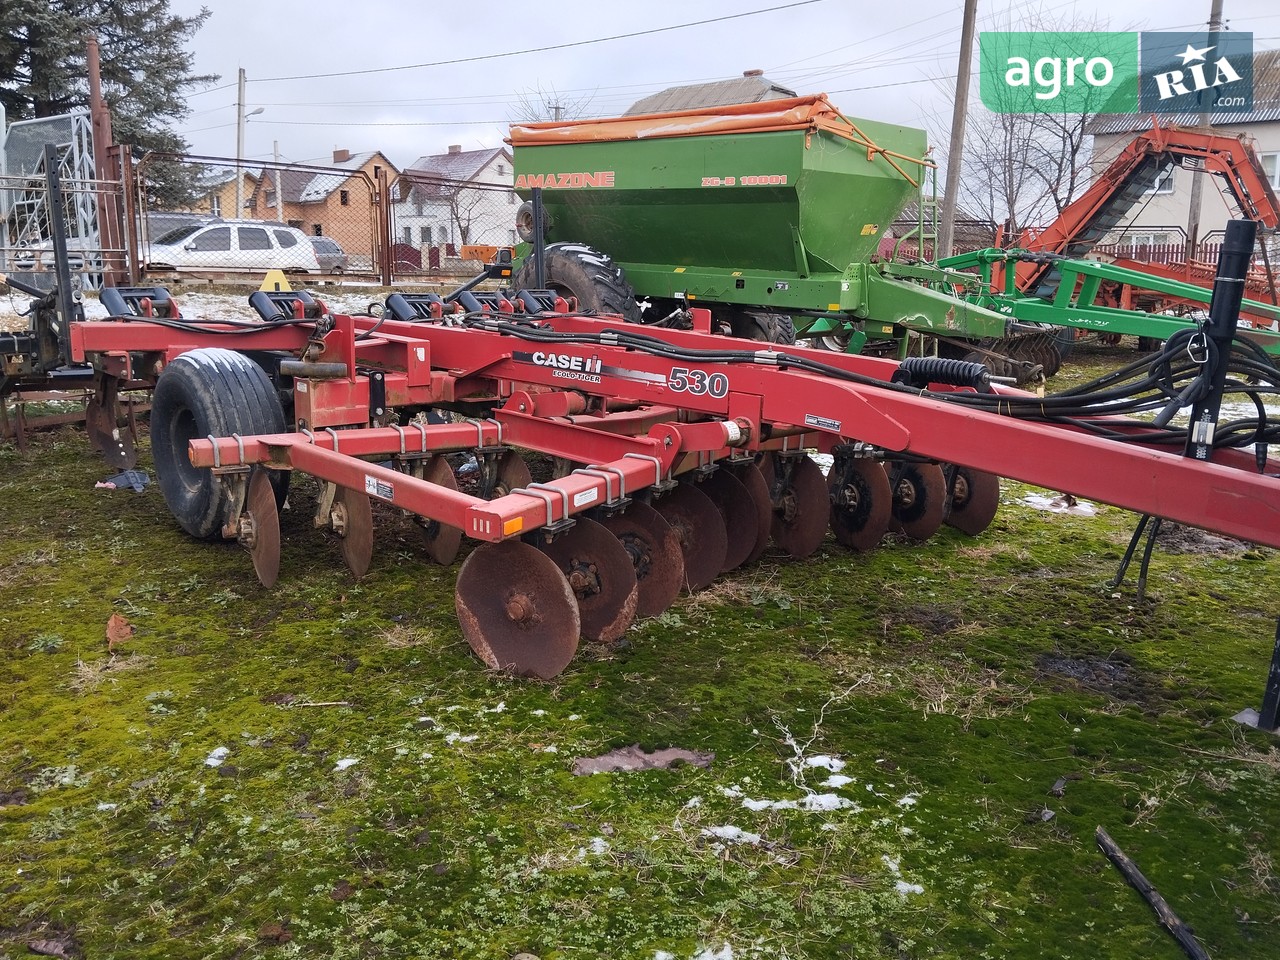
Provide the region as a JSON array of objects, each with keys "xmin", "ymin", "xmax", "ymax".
[{"xmin": 509, "ymin": 95, "xmax": 885, "ymax": 147}]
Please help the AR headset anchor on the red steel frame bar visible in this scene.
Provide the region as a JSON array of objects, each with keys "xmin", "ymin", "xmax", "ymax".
[{"xmin": 72, "ymin": 309, "xmax": 1280, "ymax": 549}]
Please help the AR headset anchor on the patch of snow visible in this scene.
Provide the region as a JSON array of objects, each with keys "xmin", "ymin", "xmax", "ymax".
[
  {"xmin": 741, "ymin": 793, "xmax": 856, "ymax": 812},
  {"xmin": 654, "ymin": 952, "xmax": 676, "ymax": 960},
  {"xmin": 703, "ymin": 825, "xmax": 763, "ymax": 845},
  {"xmin": 531, "ymin": 709, "xmax": 547, "ymax": 716},
  {"xmin": 204, "ymin": 746, "xmax": 230, "ymax": 767},
  {"xmin": 896, "ymin": 881, "xmax": 925, "ymax": 896},
  {"xmin": 882, "ymin": 855, "xmax": 901, "ymax": 874},
  {"xmin": 484, "ymin": 702, "xmax": 506, "ymax": 714},
  {"xmin": 541, "ymin": 745, "xmax": 558, "ymax": 753},
  {"xmin": 804, "ymin": 755, "xmax": 845, "ymax": 772},
  {"xmin": 693, "ymin": 945, "xmax": 734, "ymax": 960},
  {"xmin": 1020, "ymin": 493, "xmax": 1098, "ymax": 516},
  {"xmin": 569, "ymin": 714, "xmax": 581, "ymax": 720},
  {"xmin": 799, "ymin": 793, "xmax": 852, "ymax": 811},
  {"xmin": 96, "ymin": 802, "xmax": 117, "ymax": 811},
  {"xmin": 684, "ymin": 796, "xmax": 702, "ymax": 808},
  {"xmin": 588, "ymin": 836, "xmax": 610, "ymax": 855},
  {"xmin": 333, "ymin": 758, "xmax": 359, "ymax": 771},
  {"xmin": 444, "ymin": 733, "xmax": 478, "ymax": 744},
  {"xmin": 824, "ymin": 774, "xmax": 854, "ymax": 788},
  {"xmin": 897, "ymin": 793, "xmax": 920, "ymax": 808}
]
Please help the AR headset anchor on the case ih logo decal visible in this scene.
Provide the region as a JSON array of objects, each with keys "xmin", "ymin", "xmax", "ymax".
[
  {"xmin": 513, "ymin": 350, "xmax": 668, "ymax": 388},
  {"xmin": 514, "ymin": 171, "xmax": 615, "ymax": 189}
]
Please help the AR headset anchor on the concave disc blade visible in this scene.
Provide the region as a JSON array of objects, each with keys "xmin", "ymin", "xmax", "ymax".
[
  {"xmin": 598, "ymin": 501, "xmax": 684, "ymax": 619},
  {"xmin": 729, "ymin": 461, "xmax": 773, "ymax": 565},
  {"xmin": 493, "ymin": 450, "xmax": 532, "ymax": 498},
  {"xmin": 651, "ymin": 483, "xmax": 728, "ymax": 592},
  {"xmin": 243, "ymin": 469, "xmax": 281, "ymax": 588},
  {"xmin": 698, "ymin": 468, "xmax": 760, "ymax": 572},
  {"xmin": 945, "ymin": 465, "xmax": 1001, "ymax": 536},
  {"xmin": 886, "ymin": 461, "xmax": 948, "ymax": 542},
  {"xmin": 538, "ymin": 516, "xmax": 638, "ymax": 645},
  {"xmin": 770, "ymin": 455, "xmax": 829, "ymax": 559},
  {"xmin": 828, "ymin": 457, "xmax": 892, "ymax": 552},
  {"xmin": 336, "ymin": 484, "xmax": 374, "ymax": 579},
  {"xmin": 417, "ymin": 455, "xmax": 463, "ymax": 565},
  {"xmin": 454, "ymin": 540, "xmax": 580, "ymax": 679}
]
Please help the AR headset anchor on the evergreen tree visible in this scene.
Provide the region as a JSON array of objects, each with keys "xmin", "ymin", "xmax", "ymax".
[{"xmin": 0, "ymin": 0, "xmax": 216, "ymax": 155}]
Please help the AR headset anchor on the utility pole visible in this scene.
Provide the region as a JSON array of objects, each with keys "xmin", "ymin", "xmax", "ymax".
[
  {"xmin": 274, "ymin": 140, "xmax": 284, "ymax": 222},
  {"xmin": 938, "ymin": 0, "xmax": 978, "ymax": 261},
  {"xmin": 235, "ymin": 68, "xmax": 246, "ymax": 220},
  {"xmin": 1185, "ymin": 0, "xmax": 1225, "ymax": 261}
]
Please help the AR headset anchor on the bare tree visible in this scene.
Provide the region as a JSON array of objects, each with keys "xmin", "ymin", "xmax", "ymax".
[
  {"xmin": 931, "ymin": 6, "xmax": 1124, "ymax": 237},
  {"xmin": 508, "ymin": 84, "xmax": 596, "ymax": 123}
]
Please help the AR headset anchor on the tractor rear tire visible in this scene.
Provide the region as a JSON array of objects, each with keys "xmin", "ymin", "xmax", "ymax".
[
  {"xmin": 151, "ymin": 348, "xmax": 288, "ymax": 540},
  {"xmin": 511, "ymin": 243, "xmax": 642, "ymax": 322},
  {"xmin": 729, "ymin": 310, "xmax": 797, "ymax": 345}
]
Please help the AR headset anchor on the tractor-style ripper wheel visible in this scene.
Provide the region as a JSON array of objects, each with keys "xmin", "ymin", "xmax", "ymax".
[
  {"xmin": 886, "ymin": 461, "xmax": 948, "ymax": 542},
  {"xmin": 770, "ymin": 455, "xmax": 829, "ymax": 559},
  {"xmin": 598, "ymin": 501, "xmax": 685, "ymax": 619},
  {"xmin": 698, "ymin": 468, "xmax": 762, "ymax": 572},
  {"xmin": 828, "ymin": 456, "xmax": 892, "ymax": 552},
  {"xmin": 332, "ymin": 484, "xmax": 374, "ymax": 578},
  {"xmin": 151, "ymin": 348, "xmax": 288, "ymax": 540},
  {"xmin": 651, "ymin": 483, "xmax": 728, "ymax": 592},
  {"xmin": 537, "ymin": 516, "xmax": 639, "ymax": 645},
  {"xmin": 416, "ymin": 455, "xmax": 463, "ymax": 565},
  {"xmin": 729, "ymin": 460, "xmax": 774, "ymax": 565},
  {"xmin": 239, "ymin": 469, "xmax": 281, "ymax": 588},
  {"xmin": 455, "ymin": 540, "xmax": 580, "ymax": 679},
  {"xmin": 945, "ymin": 466, "xmax": 1001, "ymax": 536}
]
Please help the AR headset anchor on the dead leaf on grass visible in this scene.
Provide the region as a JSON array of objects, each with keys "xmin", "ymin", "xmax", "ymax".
[{"xmin": 106, "ymin": 613, "xmax": 135, "ymax": 652}]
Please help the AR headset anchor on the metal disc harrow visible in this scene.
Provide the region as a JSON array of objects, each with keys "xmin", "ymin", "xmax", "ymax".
[{"xmin": 53, "ymin": 284, "xmax": 1280, "ymax": 680}]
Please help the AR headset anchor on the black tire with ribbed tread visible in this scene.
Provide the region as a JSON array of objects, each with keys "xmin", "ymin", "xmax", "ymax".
[
  {"xmin": 151, "ymin": 348, "xmax": 288, "ymax": 539},
  {"xmin": 512, "ymin": 243, "xmax": 641, "ymax": 322},
  {"xmin": 729, "ymin": 310, "xmax": 797, "ymax": 345}
]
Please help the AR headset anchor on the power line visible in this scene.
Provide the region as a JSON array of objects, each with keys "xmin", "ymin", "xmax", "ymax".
[{"xmin": 254, "ymin": 0, "xmax": 828, "ymax": 83}]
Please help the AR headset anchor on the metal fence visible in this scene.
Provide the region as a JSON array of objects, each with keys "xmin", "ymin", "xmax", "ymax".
[{"xmin": 3, "ymin": 148, "xmax": 523, "ymax": 290}]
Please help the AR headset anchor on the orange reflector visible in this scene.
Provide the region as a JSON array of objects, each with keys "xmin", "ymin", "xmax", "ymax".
[{"xmin": 503, "ymin": 517, "xmax": 524, "ymax": 536}]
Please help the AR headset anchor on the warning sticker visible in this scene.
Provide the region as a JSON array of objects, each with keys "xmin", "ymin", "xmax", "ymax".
[
  {"xmin": 365, "ymin": 475, "xmax": 395, "ymax": 501},
  {"xmin": 573, "ymin": 488, "xmax": 599, "ymax": 508}
]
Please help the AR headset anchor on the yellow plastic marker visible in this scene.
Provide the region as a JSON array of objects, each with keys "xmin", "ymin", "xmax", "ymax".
[{"xmin": 260, "ymin": 269, "xmax": 291, "ymax": 292}]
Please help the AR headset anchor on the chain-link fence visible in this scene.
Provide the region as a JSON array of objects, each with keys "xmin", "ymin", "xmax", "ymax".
[
  {"xmin": 133, "ymin": 153, "xmax": 389, "ymax": 280},
  {"xmin": 3, "ymin": 151, "xmax": 523, "ymax": 291},
  {"xmin": 389, "ymin": 172, "xmax": 519, "ymax": 277}
]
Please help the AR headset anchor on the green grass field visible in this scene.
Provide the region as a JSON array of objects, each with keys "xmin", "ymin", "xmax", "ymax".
[{"xmin": 2, "ymin": 345, "xmax": 1279, "ymax": 959}]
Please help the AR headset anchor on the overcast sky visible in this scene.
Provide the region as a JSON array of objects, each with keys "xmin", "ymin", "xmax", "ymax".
[{"xmin": 166, "ymin": 0, "xmax": 1280, "ymax": 171}]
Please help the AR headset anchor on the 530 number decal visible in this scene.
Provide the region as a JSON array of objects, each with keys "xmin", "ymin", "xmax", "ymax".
[{"xmin": 667, "ymin": 367, "xmax": 729, "ymax": 398}]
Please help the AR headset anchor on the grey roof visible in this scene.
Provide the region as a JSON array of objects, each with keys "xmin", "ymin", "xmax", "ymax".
[
  {"xmin": 404, "ymin": 146, "xmax": 510, "ymax": 183},
  {"xmin": 1088, "ymin": 48, "xmax": 1280, "ymax": 135},
  {"xmin": 624, "ymin": 74, "xmax": 797, "ymax": 116}
]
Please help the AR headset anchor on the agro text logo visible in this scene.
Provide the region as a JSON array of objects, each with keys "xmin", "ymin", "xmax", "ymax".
[{"xmin": 979, "ymin": 32, "xmax": 1138, "ymax": 114}]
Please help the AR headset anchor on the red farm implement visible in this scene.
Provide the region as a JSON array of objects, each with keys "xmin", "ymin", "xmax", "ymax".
[{"xmin": 0, "ymin": 220, "xmax": 1261, "ymax": 682}]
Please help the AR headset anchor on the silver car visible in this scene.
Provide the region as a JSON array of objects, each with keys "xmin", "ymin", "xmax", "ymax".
[{"xmin": 309, "ymin": 236, "xmax": 349, "ymax": 274}]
